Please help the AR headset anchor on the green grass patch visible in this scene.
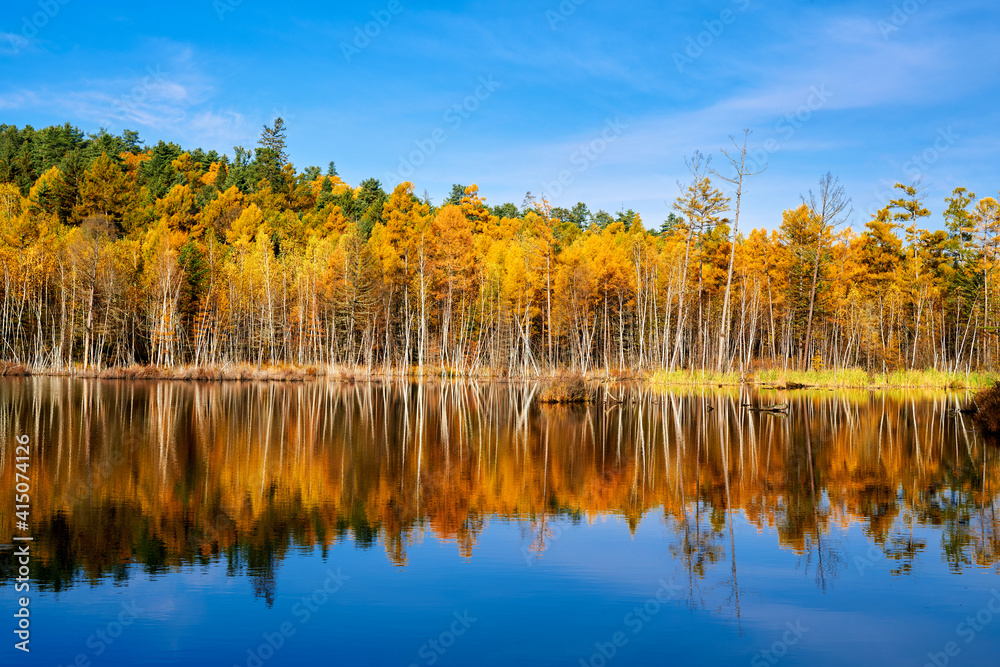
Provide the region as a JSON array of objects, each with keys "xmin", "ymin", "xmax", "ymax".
[
  {"xmin": 649, "ymin": 369, "xmax": 742, "ymax": 386},
  {"xmin": 648, "ymin": 367, "xmax": 1000, "ymax": 389},
  {"xmin": 866, "ymin": 369, "xmax": 999, "ymax": 389},
  {"xmin": 752, "ymin": 368, "xmax": 871, "ymax": 388}
]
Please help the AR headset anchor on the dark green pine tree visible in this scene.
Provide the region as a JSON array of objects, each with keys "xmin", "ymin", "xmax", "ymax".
[
  {"xmin": 177, "ymin": 239, "xmax": 209, "ymax": 349},
  {"xmin": 255, "ymin": 117, "xmax": 288, "ymax": 191},
  {"xmin": 593, "ymin": 210, "xmax": 614, "ymax": 229},
  {"xmin": 491, "ymin": 202, "xmax": 520, "ymax": 219},
  {"xmin": 35, "ymin": 122, "xmax": 88, "ymax": 173},
  {"xmin": 52, "ymin": 149, "xmax": 86, "ymax": 224},
  {"xmin": 221, "ymin": 146, "xmax": 255, "ymax": 194},
  {"xmin": 355, "ymin": 178, "xmax": 387, "ymax": 239},
  {"xmin": 444, "ymin": 183, "xmax": 467, "ymax": 206},
  {"xmin": 661, "ymin": 213, "xmax": 683, "ymax": 235},
  {"xmin": 137, "ymin": 140, "xmax": 183, "ymax": 201},
  {"xmin": 316, "ymin": 176, "xmax": 335, "ymax": 210}
]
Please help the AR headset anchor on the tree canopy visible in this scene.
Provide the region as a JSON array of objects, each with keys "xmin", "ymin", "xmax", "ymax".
[{"xmin": 0, "ymin": 122, "xmax": 997, "ymax": 375}]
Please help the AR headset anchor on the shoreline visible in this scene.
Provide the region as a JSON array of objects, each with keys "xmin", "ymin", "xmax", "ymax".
[
  {"xmin": 1, "ymin": 363, "xmax": 996, "ymax": 391},
  {"xmin": 648, "ymin": 368, "xmax": 1000, "ymax": 391}
]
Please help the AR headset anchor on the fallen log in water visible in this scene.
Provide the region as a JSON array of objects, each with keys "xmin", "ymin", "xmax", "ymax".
[{"xmin": 745, "ymin": 403, "xmax": 789, "ymax": 413}]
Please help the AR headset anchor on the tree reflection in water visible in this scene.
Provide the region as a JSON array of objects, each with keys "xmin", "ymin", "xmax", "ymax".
[{"xmin": 1, "ymin": 378, "xmax": 997, "ymax": 612}]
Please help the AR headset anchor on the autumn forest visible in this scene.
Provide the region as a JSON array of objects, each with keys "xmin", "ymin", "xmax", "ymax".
[{"xmin": 1, "ymin": 120, "xmax": 998, "ymax": 377}]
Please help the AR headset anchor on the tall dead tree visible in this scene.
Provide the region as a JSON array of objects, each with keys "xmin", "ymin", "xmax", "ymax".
[
  {"xmin": 712, "ymin": 130, "xmax": 766, "ymax": 373},
  {"xmin": 802, "ymin": 173, "xmax": 852, "ymax": 368}
]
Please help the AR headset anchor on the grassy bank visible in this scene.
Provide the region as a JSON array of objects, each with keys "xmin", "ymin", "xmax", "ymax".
[
  {"xmin": 0, "ymin": 363, "xmax": 565, "ymax": 382},
  {"xmin": 0, "ymin": 362, "xmax": 546, "ymax": 382},
  {"xmin": 3, "ymin": 361, "xmax": 997, "ymax": 390},
  {"xmin": 650, "ymin": 367, "xmax": 1000, "ymax": 390},
  {"xmin": 0, "ymin": 362, "xmax": 335, "ymax": 382},
  {"xmin": 647, "ymin": 369, "xmax": 743, "ymax": 386}
]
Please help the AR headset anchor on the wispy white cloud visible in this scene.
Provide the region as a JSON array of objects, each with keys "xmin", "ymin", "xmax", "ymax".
[
  {"xmin": 0, "ymin": 89, "xmax": 39, "ymax": 110},
  {"xmin": 3, "ymin": 0, "xmax": 998, "ymax": 230},
  {"xmin": 397, "ymin": 0, "xmax": 999, "ymax": 225},
  {"xmin": 188, "ymin": 109, "xmax": 254, "ymax": 147},
  {"xmin": 1, "ymin": 40, "xmax": 257, "ymax": 152},
  {"xmin": 0, "ymin": 32, "xmax": 30, "ymax": 56}
]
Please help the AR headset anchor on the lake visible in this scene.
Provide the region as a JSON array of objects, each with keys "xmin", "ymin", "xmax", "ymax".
[{"xmin": 1, "ymin": 378, "xmax": 998, "ymax": 666}]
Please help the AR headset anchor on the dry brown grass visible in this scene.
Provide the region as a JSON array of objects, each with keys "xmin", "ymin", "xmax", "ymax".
[
  {"xmin": 0, "ymin": 362, "xmax": 31, "ymax": 376},
  {"xmin": 74, "ymin": 364, "xmax": 327, "ymax": 382},
  {"xmin": 95, "ymin": 365, "xmax": 159, "ymax": 379},
  {"xmin": 537, "ymin": 374, "xmax": 589, "ymax": 404},
  {"xmin": 972, "ymin": 383, "xmax": 1000, "ymax": 436}
]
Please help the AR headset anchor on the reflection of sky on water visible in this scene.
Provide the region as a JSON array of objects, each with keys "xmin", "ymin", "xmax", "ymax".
[{"xmin": 0, "ymin": 378, "xmax": 997, "ymax": 665}]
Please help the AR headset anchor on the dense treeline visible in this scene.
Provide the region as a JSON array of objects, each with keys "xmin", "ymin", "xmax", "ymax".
[{"xmin": 0, "ymin": 121, "xmax": 997, "ymax": 376}]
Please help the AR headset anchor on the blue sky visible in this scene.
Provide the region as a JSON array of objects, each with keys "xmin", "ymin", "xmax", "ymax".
[{"xmin": 2, "ymin": 0, "xmax": 999, "ymax": 230}]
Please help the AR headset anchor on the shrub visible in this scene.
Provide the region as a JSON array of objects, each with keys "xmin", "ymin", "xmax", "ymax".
[
  {"xmin": 972, "ymin": 382, "xmax": 1000, "ymax": 435},
  {"xmin": 538, "ymin": 375, "xmax": 589, "ymax": 404}
]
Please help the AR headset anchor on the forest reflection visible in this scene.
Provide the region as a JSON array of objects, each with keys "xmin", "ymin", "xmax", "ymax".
[{"xmin": 1, "ymin": 378, "xmax": 997, "ymax": 607}]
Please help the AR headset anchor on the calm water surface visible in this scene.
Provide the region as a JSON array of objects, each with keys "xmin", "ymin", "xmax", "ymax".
[{"xmin": 1, "ymin": 379, "xmax": 998, "ymax": 666}]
